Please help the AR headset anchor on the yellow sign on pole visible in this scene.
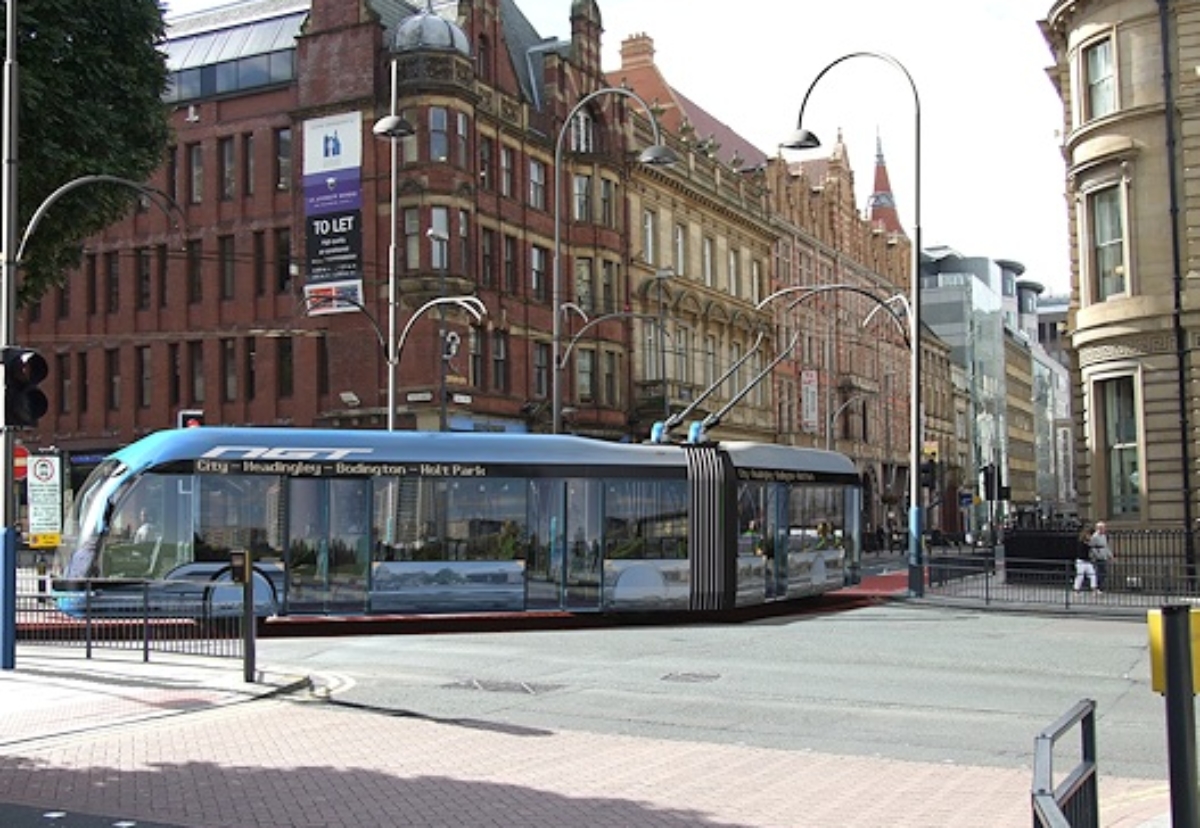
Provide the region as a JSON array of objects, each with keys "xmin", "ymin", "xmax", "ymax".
[
  {"xmin": 1148, "ymin": 608, "xmax": 1200, "ymax": 694},
  {"xmin": 28, "ymin": 532, "xmax": 60, "ymax": 549},
  {"xmin": 922, "ymin": 440, "xmax": 939, "ymax": 461}
]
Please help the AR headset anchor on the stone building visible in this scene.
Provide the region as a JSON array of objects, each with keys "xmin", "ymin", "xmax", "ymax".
[{"xmin": 1042, "ymin": 0, "xmax": 1200, "ymax": 529}]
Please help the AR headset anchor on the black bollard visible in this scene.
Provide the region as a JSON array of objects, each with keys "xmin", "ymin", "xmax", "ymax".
[{"xmin": 1163, "ymin": 605, "xmax": 1199, "ymax": 827}]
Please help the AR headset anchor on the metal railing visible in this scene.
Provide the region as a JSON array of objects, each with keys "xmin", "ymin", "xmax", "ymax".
[
  {"xmin": 15, "ymin": 576, "xmax": 245, "ymax": 661},
  {"xmin": 1032, "ymin": 699, "xmax": 1099, "ymax": 828},
  {"xmin": 925, "ymin": 557, "xmax": 1200, "ymax": 610},
  {"xmin": 924, "ymin": 529, "xmax": 1200, "ymax": 611}
]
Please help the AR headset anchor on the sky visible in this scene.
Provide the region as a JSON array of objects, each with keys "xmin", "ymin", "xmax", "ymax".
[{"xmin": 164, "ymin": 0, "xmax": 1071, "ymax": 294}]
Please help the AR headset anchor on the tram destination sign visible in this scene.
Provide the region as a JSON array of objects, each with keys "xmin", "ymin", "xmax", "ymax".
[
  {"xmin": 736, "ymin": 467, "xmax": 817, "ymax": 483},
  {"xmin": 194, "ymin": 447, "xmax": 488, "ymax": 479}
]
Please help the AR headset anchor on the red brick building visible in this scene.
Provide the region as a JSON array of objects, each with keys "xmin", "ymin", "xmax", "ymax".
[
  {"xmin": 18, "ymin": 0, "xmax": 922, "ymax": 544},
  {"xmin": 21, "ymin": 0, "xmax": 684, "ymax": 483}
]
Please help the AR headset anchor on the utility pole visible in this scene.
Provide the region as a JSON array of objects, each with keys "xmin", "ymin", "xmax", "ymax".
[{"xmin": 0, "ymin": 0, "xmax": 19, "ymax": 670}]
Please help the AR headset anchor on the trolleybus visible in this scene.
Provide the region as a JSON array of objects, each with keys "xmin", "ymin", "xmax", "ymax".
[{"xmin": 52, "ymin": 428, "xmax": 862, "ymax": 617}]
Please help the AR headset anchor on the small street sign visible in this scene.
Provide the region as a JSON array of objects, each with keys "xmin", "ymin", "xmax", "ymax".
[
  {"xmin": 13, "ymin": 443, "xmax": 28, "ymax": 481},
  {"xmin": 26, "ymin": 454, "xmax": 62, "ymax": 548}
]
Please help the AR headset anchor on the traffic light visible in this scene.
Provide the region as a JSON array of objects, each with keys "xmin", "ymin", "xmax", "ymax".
[
  {"xmin": 982, "ymin": 464, "xmax": 999, "ymax": 500},
  {"xmin": 177, "ymin": 409, "xmax": 205, "ymax": 428},
  {"xmin": 920, "ymin": 461, "xmax": 937, "ymax": 489},
  {"xmin": 3, "ymin": 347, "xmax": 48, "ymax": 428}
]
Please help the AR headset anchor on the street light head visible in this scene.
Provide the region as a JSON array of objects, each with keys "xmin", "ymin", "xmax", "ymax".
[
  {"xmin": 780, "ymin": 128, "xmax": 822, "ymax": 150},
  {"xmin": 637, "ymin": 144, "xmax": 681, "ymax": 167},
  {"xmin": 372, "ymin": 114, "xmax": 415, "ymax": 140}
]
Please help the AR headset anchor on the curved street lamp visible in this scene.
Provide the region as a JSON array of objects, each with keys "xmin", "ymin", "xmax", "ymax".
[
  {"xmin": 551, "ymin": 86, "xmax": 679, "ymax": 434},
  {"xmin": 827, "ymin": 391, "xmax": 875, "ymax": 451},
  {"xmin": 299, "ymin": 293, "xmax": 485, "ymax": 418},
  {"xmin": 298, "ymin": 294, "xmax": 387, "ymax": 351},
  {"xmin": 558, "ymin": 309, "xmax": 668, "ymax": 369},
  {"xmin": 783, "ymin": 50, "xmax": 923, "ymax": 596},
  {"xmin": 16, "ymin": 175, "xmax": 186, "ymax": 268},
  {"xmin": 0, "ymin": 170, "xmax": 187, "ymax": 669},
  {"xmin": 395, "ymin": 295, "xmax": 486, "ymax": 373},
  {"xmin": 659, "ymin": 283, "xmax": 902, "ymax": 441},
  {"xmin": 756, "ymin": 282, "xmax": 910, "ymax": 348}
]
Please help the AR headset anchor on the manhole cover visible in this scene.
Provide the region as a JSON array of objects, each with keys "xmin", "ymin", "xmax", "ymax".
[
  {"xmin": 661, "ymin": 672, "xmax": 720, "ymax": 683},
  {"xmin": 445, "ymin": 678, "xmax": 562, "ymax": 695}
]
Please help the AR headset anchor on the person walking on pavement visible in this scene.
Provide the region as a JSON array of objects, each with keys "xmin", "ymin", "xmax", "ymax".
[
  {"xmin": 1074, "ymin": 524, "xmax": 1098, "ymax": 593},
  {"xmin": 1089, "ymin": 520, "xmax": 1112, "ymax": 592}
]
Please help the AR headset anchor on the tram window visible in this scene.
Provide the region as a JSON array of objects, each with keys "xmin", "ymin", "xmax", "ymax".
[
  {"xmin": 527, "ymin": 479, "xmax": 559, "ymax": 576},
  {"xmin": 372, "ymin": 476, "xmax": 532, "ymax": 564},
  {"xmin": 195, "ymin": 475, "xmax": 283, "ymax": 564},
  {"xmin": 787, "ymin": 485, "xmax": 846, "ymax": 552},
  {"xmin": 441, "ymin": 477, "xmax": 528, "ymax": 561},
  {"xmin": 604, "ymin": 479, "xmax": 687, "ymax": 560},
  {"xmin": 371, "ymin": 477, "xmax": 445, "ymax": 562},
  {"xmin": 737, "ymin": 482, "xmax": 769, "ymax": 557},
  {"xmin": 327, "ymin": 479, "xmax": 370, "ymax": 570},
  {"xmin": 372, "ymin": 477, "xmax": 421, "ymax": 561}
]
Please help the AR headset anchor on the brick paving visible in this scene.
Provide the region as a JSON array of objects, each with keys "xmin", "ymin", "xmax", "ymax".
[{"xmin": 0, "ymin": 645, "xmax": 1173, "ymax": 828}]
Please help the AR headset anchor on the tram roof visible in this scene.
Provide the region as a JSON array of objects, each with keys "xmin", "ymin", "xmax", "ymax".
[
  {"xmin": 720, "ymin": 441, "xmax": 858, "ymax": 476},
  {"xmin": 112, "ymin": 427, "xmax": 689, "ymax": 470},
  {"xmin": 106, "ymin": 428, "xmax": 859, "ymax": 479}
]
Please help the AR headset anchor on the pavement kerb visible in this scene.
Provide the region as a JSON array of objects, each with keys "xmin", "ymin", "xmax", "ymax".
[
  {"xmin": 249, "ymin": 668, "xmax": 314, "ymax": 696},
  {"xmin": 5, "ymin": 645, "xmax": 314, "ymax": 706}
]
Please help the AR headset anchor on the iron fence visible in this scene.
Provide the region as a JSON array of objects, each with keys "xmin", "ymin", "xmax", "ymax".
[
  {"xmin": 925, "ymin": 529, "xmax": 1200, "ymax": 611},
  {"xmin": 15, "ymin": 574, "xmax": 245, "ymax": 660}
]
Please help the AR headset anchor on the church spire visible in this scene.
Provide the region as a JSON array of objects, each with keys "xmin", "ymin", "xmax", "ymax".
[{"xmin": 867, "ymin": 131, "xmax": 905, "ymax": 236}]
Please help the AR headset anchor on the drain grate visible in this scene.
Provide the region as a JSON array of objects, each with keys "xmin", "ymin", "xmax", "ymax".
[
  {"xmin": 445, "ymin": 678, "xmax": 563, "ymax": 695},
  {"xmin": 661, "ymin": 672, "xmax": 721, "ymax": 683}
]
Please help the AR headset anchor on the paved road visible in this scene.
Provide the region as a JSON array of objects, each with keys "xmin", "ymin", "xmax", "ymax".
[
  {"xmin": 261, "ymin": 600, "xmax": 1168, "ymax": 778},
  {"xmin": 0, "ymin": 596, "xmax": 1173, "ymax": 827}
]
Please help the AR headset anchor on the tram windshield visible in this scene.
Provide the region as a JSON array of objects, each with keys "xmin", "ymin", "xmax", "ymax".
[
  {"xmin": 60, "ymin": 459, "xmax": 127, "ymax": 579},
  {"xmin": 62, "ymin": 468, "xmax": 288, "ymax": 581}
]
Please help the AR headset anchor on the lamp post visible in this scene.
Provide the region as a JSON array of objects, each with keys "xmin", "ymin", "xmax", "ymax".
[
  {"xmin": 0, "ymin": 0, "xmax": 18, "ymax": 670},
  {"xmin": 0, "ymin": 175, "xmax": 186, "ymax": 672},
  {"xmin": 783, "ymin": 51, "xmax": 923, "ymax": 596},
  {"xmin": 551, "ymin": 87, "xmax": 678, "ymax": 434},
  {"xmin": 428, "ymin": 228, "xmax": 450, "ymax": 432},
  {"xmin": 372, "ymin": 55, "xmax": 416, "ymax": 432}
]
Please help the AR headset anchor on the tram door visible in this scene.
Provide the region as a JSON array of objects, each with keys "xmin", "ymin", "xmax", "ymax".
[
  {"xmin": 563, "ymin": 478, "xmax": 603, "ymax": 609},
  {"xmin": 742, "ymin": 481, "xmax": 787, "ymax": 600},
  {"xmin": 766, "ymin": 485, "xmax": 788, "ymax": 599},
  {"xmin": 286, "ymin": 478, "xmax": 370, "ymax": 613},
  {"xmin": 525, "ymin": 478, "xmax": 603, "ymax": 610}
]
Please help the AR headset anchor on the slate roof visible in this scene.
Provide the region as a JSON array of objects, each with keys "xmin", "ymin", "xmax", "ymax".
[
  {"xmin": 165, "ymin": 0, "xmax": 310, "ymax": 38},
  {"xmin": 499, "ymin": 0, "xmax": 564, "ymax": 110}
]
